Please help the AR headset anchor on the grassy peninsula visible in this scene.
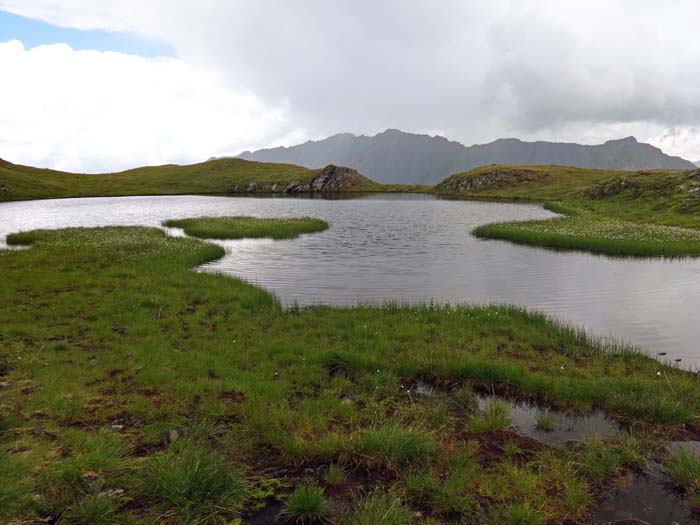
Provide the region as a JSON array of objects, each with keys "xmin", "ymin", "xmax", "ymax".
[
  {"xmin": 437, "ymin": 165, "xmax": 700, "ymax": 256},
  {"xmin": 163, "ymin": 216, "xmax": 329, "ymax": 240},
  {"xmin": 2, "ymin": 224, "xmax": 699, "ymax": 523}
]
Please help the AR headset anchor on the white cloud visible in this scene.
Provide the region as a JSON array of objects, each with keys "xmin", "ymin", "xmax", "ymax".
[
  {"xmin": 1, "ymin": 1, "xmax": 700, "ymax": 165},
  {"xmin": 0, "ymin": 40, "xmax": 302, "ymax": 172}
]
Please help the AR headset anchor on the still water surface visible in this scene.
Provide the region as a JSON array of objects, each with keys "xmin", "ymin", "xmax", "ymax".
[{"xmin": 1, "ymin": 194, "xmax": 698, "ymax": 367}]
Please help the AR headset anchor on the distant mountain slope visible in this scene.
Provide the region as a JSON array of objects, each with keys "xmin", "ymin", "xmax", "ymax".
[{"xmin": 238, "ymin": 129, "xmax": 695, "ymax": 184}]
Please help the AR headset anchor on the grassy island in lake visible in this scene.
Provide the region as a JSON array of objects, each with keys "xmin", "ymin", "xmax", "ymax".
[{"xmin": 163, "ymin": 216, "xmax": 329, "ymax": 240}]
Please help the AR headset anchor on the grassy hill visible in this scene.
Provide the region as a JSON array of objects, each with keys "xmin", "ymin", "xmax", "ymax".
[
  {"xmin": 0, "ymin": 157, "xmax": 384, "ymax": 202},
  {"xmin": 436, "ymin": 165, "xmax": 700, "ymax": 227},
  {"xmin": 437, "ymin": 165, "xmax": 700, "ymax": 255}
]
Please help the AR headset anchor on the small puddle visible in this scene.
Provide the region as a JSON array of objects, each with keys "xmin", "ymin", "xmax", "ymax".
[
  {"xmin": 590, "ymin": 463, "xmax": 699, "ymax": 524},
  {"xmin": 409, "ymin": 382, "xmax": 619, "ymax": 448},
  {"xmin": 476, "ymin": 394, "xmax": 620, "ymax": 448}
]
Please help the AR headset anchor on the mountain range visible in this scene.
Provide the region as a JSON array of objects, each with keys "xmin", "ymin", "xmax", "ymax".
[{"xmin": 237, "ymin": 129, "xmax": 695, "ymax": 185}]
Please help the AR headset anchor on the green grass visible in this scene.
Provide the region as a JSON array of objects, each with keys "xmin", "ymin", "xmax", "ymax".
[
  {"xmin": 140, "ymin": 440, "xmax": 247, "ymax": 521},
  {"xmin": 535, "ymin": 412, "xmax": 556, "ymax": 432},
  {"xmin": 282, "ymin": 484, "xmax": 330, "ymax": 524},
  {"xmin": 473, "ymin": 204, "xmax": 700, "ymax": 257},
  {"xmin": 0, "ymin": 156, "xmax": 384, "ymax": 202},
  {"xmin": 344, "ymin": 491, "xmax": 412, "ymax": 525},
  {"xmin": 163, "ymin": 216, "xmax": 329, "ymax": 240},
  {"xmin": 667, "ymin": 450, "xmax": 700, "ymax": 492},
  {"xmin": 438, "ymin": 165, "xmax": 700, "ymax": 257},
  {"xmin": 1, "ymin": 225, "xmax": 699, "ymax": 523},
  {"xmin": 468, "ymin": 400, "xmax": 510, "ymax": 432},
  {"xmin": 324, "ymin": 463, "xmax": 347, "ymax": 485},
  {"xmin": 352, "ymin": 425, "xmax": 438, "ymax": 472}
]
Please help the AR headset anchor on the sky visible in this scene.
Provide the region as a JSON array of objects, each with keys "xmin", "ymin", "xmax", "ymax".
[{"xmin": 0, "ymin": 1, "xmax": 699, "ymax": 172}]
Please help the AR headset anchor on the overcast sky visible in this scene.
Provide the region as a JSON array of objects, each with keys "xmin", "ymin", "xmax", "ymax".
[{"xmin": 1, "ymin": 0, "xmax": 699, "ymax": 172}]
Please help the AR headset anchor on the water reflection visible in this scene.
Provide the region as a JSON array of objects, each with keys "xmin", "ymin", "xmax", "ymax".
[{"xmin": 1, "ymin": 194, "xmax": 699, "ymax": 368}]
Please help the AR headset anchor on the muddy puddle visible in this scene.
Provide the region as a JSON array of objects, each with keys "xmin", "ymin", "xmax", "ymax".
[
  {"xmin": 590, "ymin": 462, "xmax": 699, "ymax": 524},
  {"xmin": 410, "ymin": 381, "xmax": 619, "ymax": 448},
  {"xmin": 476, "ymin": 394, "xmax": 620, "ymax": 448}
]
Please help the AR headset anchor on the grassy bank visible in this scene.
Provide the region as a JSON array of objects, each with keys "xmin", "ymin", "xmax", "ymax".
[
  {"xmin": 2, "ymin": 225, "xmax": 699, "ymax": 523},
  {"xmin": 163, "ymin": 216, "xmax": 329, "ymax": 240},
  {"xmin": 474, "ymin": 203, "xmax": 700, "ymax": 257},
  {"xmin": 438, "ymin": 165, "xmax": 700, "ymax": 256}
]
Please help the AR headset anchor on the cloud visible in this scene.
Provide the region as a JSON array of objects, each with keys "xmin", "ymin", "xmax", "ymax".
[
  {"xmin": 0, "ymin": 40, "xmax": 302, "ymax": 172},
  {"xmin": 1, "ymin": 0, "xmax": 699, "ymax": 166}
]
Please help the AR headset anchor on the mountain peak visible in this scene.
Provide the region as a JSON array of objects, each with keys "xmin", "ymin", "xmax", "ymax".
[
  {"xmin": 237, "ymin": 130, "xmax": 694, "ymax": 184},
  {"xmin": 605, "ymin": 136, "xmax": 638, "ymax": 145}
]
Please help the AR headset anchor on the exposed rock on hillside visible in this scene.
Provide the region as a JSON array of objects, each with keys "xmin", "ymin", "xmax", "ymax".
[
  {"xmin": 285, "ymin": 164, "xmax": 372, "ymax": 194},
  {"xmin": 585, "ymin": 177, "xmax": 641, "ymax": 199},
  {"xmin": 436, "ymin": 167, "xmax": 549, "ymax": 193}
]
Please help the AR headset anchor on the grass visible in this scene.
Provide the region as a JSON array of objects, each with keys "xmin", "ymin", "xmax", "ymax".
[
  {"xmin": 667, "ymin": 450, "xmax": 700, "ymax": 492},
  {"xmin": 344, "ymin": 491, "xmax": 412, "ymax": 525},
  {"xmin": 140, "ymin": 440, "xmax": 247, "ymax": 521},
  {"xmin": 324, "ymin": 463, "xmax": 347, "ymax": 485},
  {"xmin": 473, "ymin": 203, "xmax": 700, "ymax": 257},
  {"xmin": 535, "ymin": 412, "xmax": 556, "ymax": 432},
  {"xmin": 468, "ymin": 400, "xmax": 510, "ymax": 432},
  {"xmin": 352, "ymin": 425, "xmax": 438, "ymax": 472},
  {"xmin": 282, "ymin": 484, "xmax": 330, "ymax": 524},
  {"xmin": 163, "ymin": 216, "xmax": 329, "ymax": 240},
  {"xmin": 1, "ymin": 225, "xmax": 699, "ymax": 522},
  {"xmin": 438, "ymin": 165, "xmax": 700, "ymax": 257},
  {"xmin": 0, "ymin": 156, "xmax": 384, "ymax": 202}
]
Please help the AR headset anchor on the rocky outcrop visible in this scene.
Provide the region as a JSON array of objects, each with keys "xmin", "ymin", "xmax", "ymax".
[
  {"xmin": 0, "ymin": 184, "xmax": 9, "ymax": 194},
  {"xmin": 436, "ymin": 167, "xmax": 549, "ymax": 193},
  {"xmin": 285, "ymin": 164, "xmax": 371, "ymax": 194},
  {"xmin": 585, "ymin": 177, "xmax": 641, "ymax": 199}
]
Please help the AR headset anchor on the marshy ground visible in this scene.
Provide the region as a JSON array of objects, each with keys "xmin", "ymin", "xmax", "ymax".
[{"xmin": 2, "ymin": 219, "xmax": 700, "ymax": 524}]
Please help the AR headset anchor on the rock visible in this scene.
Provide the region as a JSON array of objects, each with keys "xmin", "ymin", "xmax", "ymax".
[
  {"xmin": 585, "ymin": 177, "xmax": 641, "ymax": 199},
  {"xmin": 169, "ymin": 429, "xmax": 180, "ymax": 442},
  {"xmin": 247, "ymin": 181, "xmax": 257, "ymax": 192},
  {"xmin": 285, "ymin": 164, "xmax": 371, "ymax": 194},
  {"xmin": 111, "ymin": 424, "xmax": 125, "ymax": 431},
  {"xmin": 0, "ymin": 381, "xmax": 10, "ymax": 388},
  {"xmin": 0, "ymin": 184, "xmax": 9, "ymax": 194},
  {"xmin": 436, "ymin": 167, "xmax": 549, "ymax": 193},
  {"xmin": 99, "ymin": 488, "xmax": 125, "ymax": 498},
  {"xmin": 270, "ymin": 183, "xmax": 278, "ymax": 192},
  {"xmin": 668, "ymin": 441, "xmax": 700, "ymax": 454}
]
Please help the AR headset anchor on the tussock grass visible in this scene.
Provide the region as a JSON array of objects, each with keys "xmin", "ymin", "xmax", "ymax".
[
  {"xmin": 535, "ymin": 413, "xmax": 555, "ymax": 431},
  {"xmin": 344, "ymin": 491, "xmax": 412, "ymax": 525},
  {"xmin": 163, "ymin": 216, "xmax": 328, "ymax": 240},
  {"xmin": 352, "ymin": 425, "xmax": 438, "ymax": 472},
  {"xmin": 282, "ymin": 484, "xmax": 330, "ymax": 524},
  {"xmin": 468, "ymin": 400, "xmax": 510, "ymax": 432},
  {"xmin": 140, "ymin": 441, "xmax": 247, "ymax": 521},
  {"xmin": 667, "ymin": 450, "xmax": 700, "ymax": 491}
]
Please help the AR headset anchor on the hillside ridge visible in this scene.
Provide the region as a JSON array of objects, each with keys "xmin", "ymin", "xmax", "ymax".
[{"xmin": 237, "ymin": 129, "xmax": 695, "ymax": 184}]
